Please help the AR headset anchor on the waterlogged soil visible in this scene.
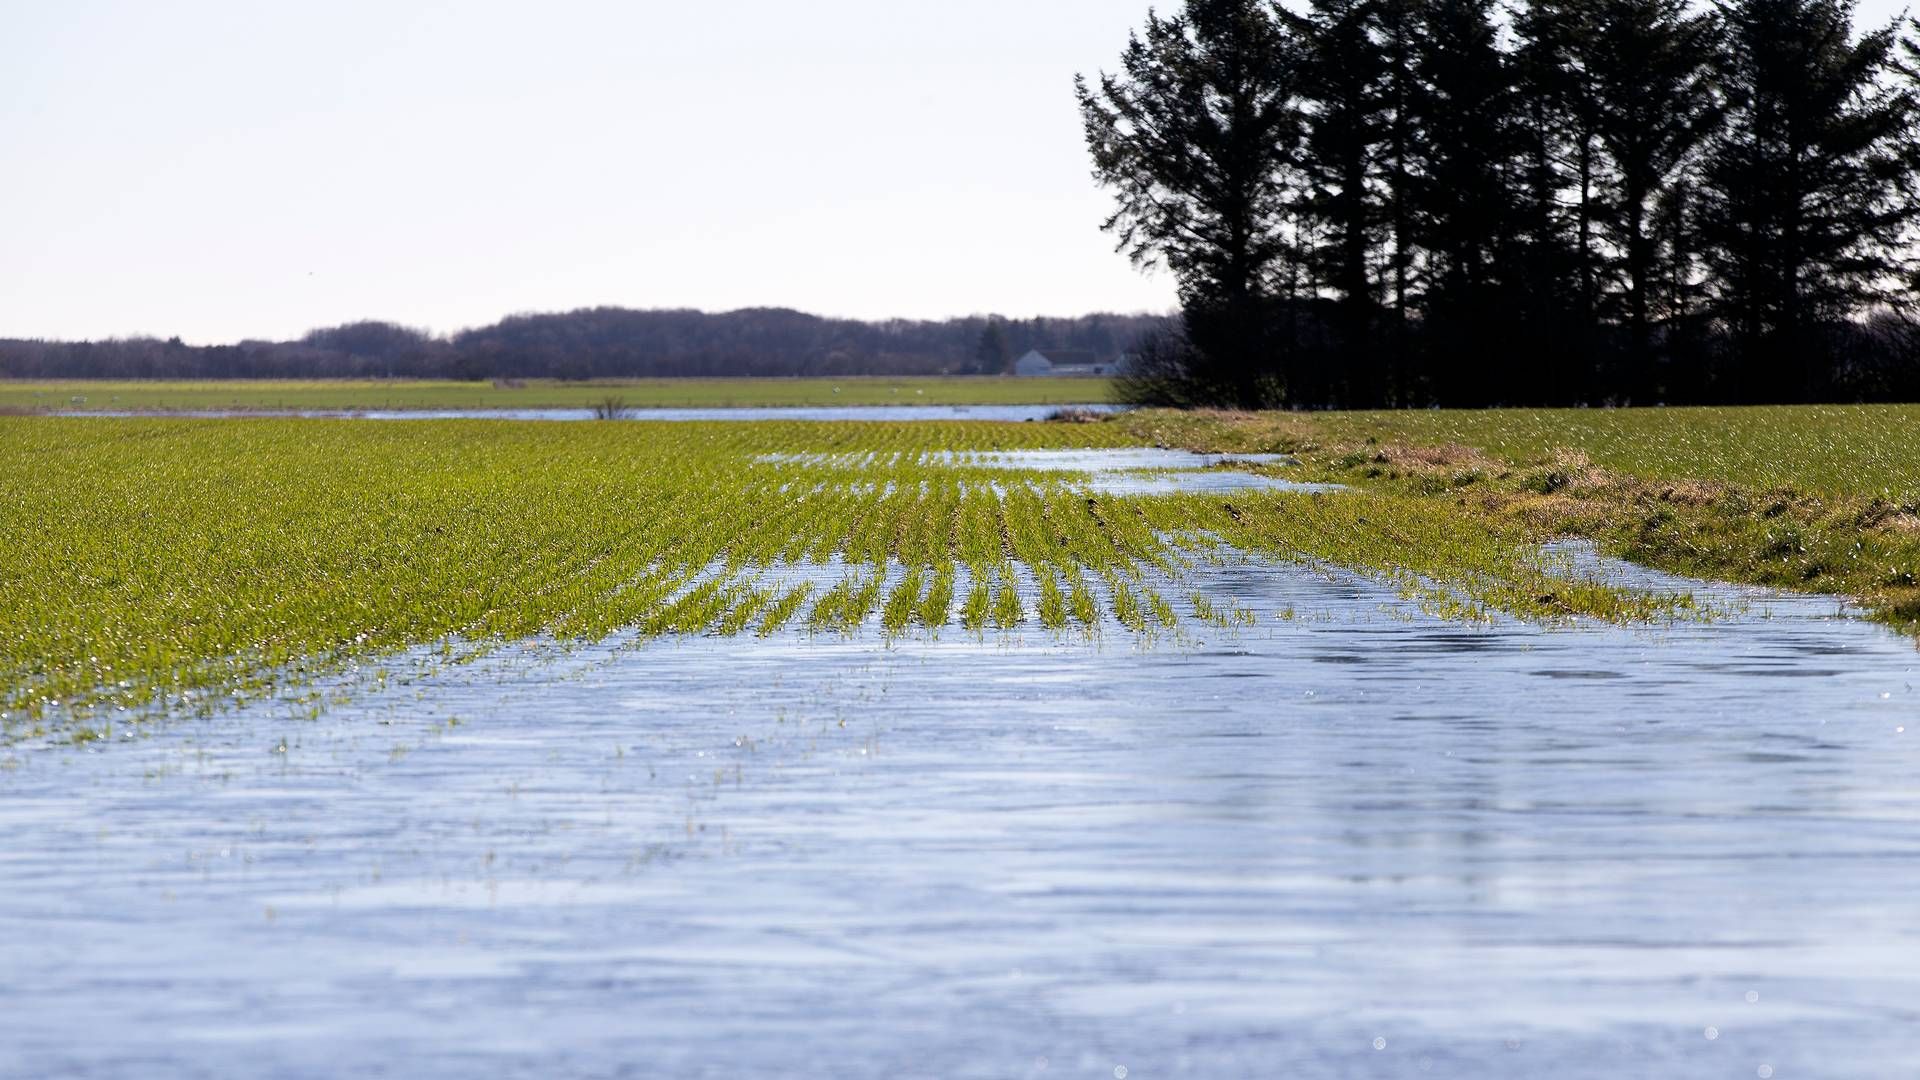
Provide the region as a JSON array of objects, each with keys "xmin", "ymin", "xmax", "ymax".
[{"xmin": 3, "ymin": 550, "xmax": 1917, "ymax": 1079}]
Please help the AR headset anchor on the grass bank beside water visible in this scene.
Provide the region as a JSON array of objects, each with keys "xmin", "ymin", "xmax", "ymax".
[{"xmin": 1117, "ymin": 404, "xmax": 1920, "ymax": 636}]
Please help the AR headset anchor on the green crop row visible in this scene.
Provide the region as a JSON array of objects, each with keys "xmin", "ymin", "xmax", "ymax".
[{"xmin": 1, "ymin": 416, "xmax": 1698, "ymax": 733}]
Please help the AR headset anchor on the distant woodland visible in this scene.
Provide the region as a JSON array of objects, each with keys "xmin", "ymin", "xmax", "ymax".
[
  {"xmin": 1084, "ymin": 0, "xmax": 1920, "ymax": 407},
  {"xmin": 0, "ymin": 309, "xmax": 1164, "ymax": 381}
]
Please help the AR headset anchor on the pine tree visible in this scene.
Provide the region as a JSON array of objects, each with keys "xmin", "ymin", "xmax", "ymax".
[
  {"xmin": 1409, "ymin": 0, "xmax": 1520, "ymax": 404},
  {"xmin": 1374, "ymin": 0, "xmax": 1425, "ymax": 401},
  {"xmin": 1579, "ymin": 0, "xmax": 1722, "ymax": 400},
  {"xmin": 1701, "ymin": 0, "xmax": 1918, "ymax": 400},
  {"xmin": 1076, "ymin": 0, "xmax": 1303, "ymax": 407},
  {"xmin": 975, "ymin": 321, "xmax": 1010, "ymax": 375},
  {"xmin": 1080, "ymin": 0, "xmax": 1920, "ymax": 407},
  {"xmin": 1510, "ymin": 0, "xmax": 1599, "ymax": 403},
  {"xmin": 1286, "ymin": 0, "xmax": 1386, "ymax": 406}
]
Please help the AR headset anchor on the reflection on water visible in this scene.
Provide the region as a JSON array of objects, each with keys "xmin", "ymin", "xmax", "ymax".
[
  {"xmin": 62, "ymin": 404, "xmax": 1127, "ymax": 423},
  {"xmin": 1, "ymin": 552, "xmax": 1916, "ymax": 1078},
  {"xmin": 1079, "ymin": 471, "xmax": 1343, "ymax": 495}
]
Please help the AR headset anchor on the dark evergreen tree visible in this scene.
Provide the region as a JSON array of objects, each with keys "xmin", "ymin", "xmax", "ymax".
[
  {"xmin": 1285, "ymin": 0, "xmax": 1386, "ymax": 406},
  {"xmin": 1076, "ymin": 0, "xmax": 1303, "ymax": 407},
  {"xmin": 1580, "ymin": 0, "xmax": 1722, "ymax": 400},
  {"xmin": 974, "ymin": 320, "xmax": 1010, "ymax": 375},
  {"xmin": 1700, "ymin": 0, "xmax": 1918, "ymax": 400},
  {"xmin": 1075, "ymin": 0, "xmax": 1920, "ymax": 407},
  {"xmin": 1408, "ymin": 0, "xmax": 1520, "ymax": 404},
  {"xmin": 1510, "ymin": 0, "xmax": 1599, "ymax": 403},
  {"xmin": 1374, "ymin": 0, "xmax": 1426, "ymax": 401}
]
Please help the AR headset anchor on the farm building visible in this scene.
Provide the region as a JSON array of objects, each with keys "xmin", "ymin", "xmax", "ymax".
[{"xmin": 1012, "ymin": 348, "xmax": 1129, "ymax": 376}]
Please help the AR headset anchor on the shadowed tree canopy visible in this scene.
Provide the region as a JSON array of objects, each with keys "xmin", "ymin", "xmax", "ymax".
[
  {"xmin": 1579, "ymin": 0, "xmax": 1724, "ymax": 399},
  {"xmin": 1701, "ymin": 0, "xmax": 1919, "ymax": 399},
  {"xmin": 1506, "ymin": 0, "xmax": 1601, "ymax": 404},
  {"xmin": 1285, "ymin": 0, "xmax": 1387, "ymax": 407},
  {"xmin": 1408, "ymin": 0, "xmax": 1522, "ymax": 406},
  {"xmin": 1076, "ymin": 0, "xmax": 1302, "ymax": 407}
]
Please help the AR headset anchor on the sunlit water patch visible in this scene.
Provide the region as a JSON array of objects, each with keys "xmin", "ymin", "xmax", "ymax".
[
  {"xmin": 767, "ymin": 447, "xmax": 1300, "ymax": 470},
  {"xmin": 2, "ymin": 550, "xmax": 1916, "ymax": 1078},
  {"xmin": 760, "ymin": 446, "xmax": 1345, "ymax": 497},
  {"xmin": 926, "ymin": 448, "xmax": 1345, "ymax": 497}
]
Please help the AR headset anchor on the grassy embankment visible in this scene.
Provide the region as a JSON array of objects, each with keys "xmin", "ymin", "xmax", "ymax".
[
  {"xmin": 0, "ymin": 376, "xmax": 1115, "ymax": 412},
  {"xmin": 1117, "ymin": 404, "xmax": 1920, "ymax": 635},
  {"xmin": 1, "ymin": 416, "xmax": 1689, "ymax": 735}
]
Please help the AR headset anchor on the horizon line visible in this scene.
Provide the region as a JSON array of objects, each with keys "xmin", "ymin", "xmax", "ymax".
[{"xmin": 4, "ymin": 302, "xmax": 1180, "ymax": 349}]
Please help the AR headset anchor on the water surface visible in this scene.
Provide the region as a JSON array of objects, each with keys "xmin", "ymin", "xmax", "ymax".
[
  {"xmin": 3, "ymin": 550, "xmax": 1915, "ymax": 1078},
  {"xmin": 60, "ymin": 404, "xmax": 1126, "ymax": 423}
]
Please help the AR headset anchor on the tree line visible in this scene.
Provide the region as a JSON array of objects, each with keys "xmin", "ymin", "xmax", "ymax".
[
  {"xmin": 1080, "ymin": 0, "xmax": 1920, "ymax": 407},
  {"xmin": 0, "ymin": 308, "xmax": 1163, "ymax": 381}
]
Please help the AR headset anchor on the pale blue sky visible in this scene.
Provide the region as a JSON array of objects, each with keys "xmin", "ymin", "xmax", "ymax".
[{"xmin": 2, "ymin": 0, "xmax": 1909, "ymax": 343}]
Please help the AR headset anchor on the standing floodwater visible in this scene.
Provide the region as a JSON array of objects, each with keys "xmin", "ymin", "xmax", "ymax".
[{"xmin": 1, "ymin": 551, "xmax": 1916, "ymax": 1078}]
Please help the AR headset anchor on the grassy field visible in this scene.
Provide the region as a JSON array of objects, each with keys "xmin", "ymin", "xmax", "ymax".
[
  {"xmin": 1116, "ymin": 404, "xmax": 1920, "ymax": 634},
  {"xmin": 1, "ymin": 415, "xmax": 1688, "ymax": 735},
  {"xmin": 0, "ymin": 376, "xmax": 1116, "ymax": 411},
  {"xmin": 7, "ymin": 404, "xmax": 1916, "ymax": 736}
]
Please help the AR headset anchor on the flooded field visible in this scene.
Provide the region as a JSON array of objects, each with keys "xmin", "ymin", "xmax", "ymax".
[{"xmin": 3, "ymin": 548, "xmax": 1916, "ymax": 1079}]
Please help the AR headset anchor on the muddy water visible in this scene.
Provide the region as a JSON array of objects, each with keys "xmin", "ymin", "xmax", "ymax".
[{"xmin": 2, "ymin": 553, "xmax": 1918, "ymax": 1079}]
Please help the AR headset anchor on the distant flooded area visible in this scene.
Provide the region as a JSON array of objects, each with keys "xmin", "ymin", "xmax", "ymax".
[{"xmin": 4, "ymin": 546, "xmax": 1915, "ymax": 1079}]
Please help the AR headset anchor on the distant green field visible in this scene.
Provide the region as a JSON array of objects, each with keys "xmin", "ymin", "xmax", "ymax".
[{"xmin": 0, "ymin": 376, "xmax": 1116, "ymax": 411}]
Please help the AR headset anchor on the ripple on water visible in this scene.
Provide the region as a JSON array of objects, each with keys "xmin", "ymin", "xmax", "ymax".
[
  {"xmin": 0, "ymin": 549, "xmax": 1916, "ymax": 1078},
  {"xmin": 63, "ymin": 404, "xmax": 1130, "ymax": 423}
]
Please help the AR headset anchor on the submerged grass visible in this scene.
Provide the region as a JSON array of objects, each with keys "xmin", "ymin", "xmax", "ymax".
[{"xmin": 9, "ymin": 406, "xmax": 1880, "ymax": 734}]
